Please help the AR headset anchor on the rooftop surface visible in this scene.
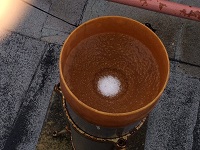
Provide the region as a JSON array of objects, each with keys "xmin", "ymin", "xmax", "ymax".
[{"xmin": 0, "ymin": 0, "xmax": 200, "ymax": 150}]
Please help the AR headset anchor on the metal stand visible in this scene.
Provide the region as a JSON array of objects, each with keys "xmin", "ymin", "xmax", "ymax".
[{"xmin": 36, "ymin": 84, "xmax": 148, "ymax": 150}]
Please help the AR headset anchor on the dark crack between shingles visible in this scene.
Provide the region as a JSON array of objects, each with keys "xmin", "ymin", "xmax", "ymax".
[
  {"xmin": 76, "ymin": 0, "xmax": 89, "ymax": 26},
  {"xmin": 22, "ymin": 0, "xmax": 78, "ymax": 27}
]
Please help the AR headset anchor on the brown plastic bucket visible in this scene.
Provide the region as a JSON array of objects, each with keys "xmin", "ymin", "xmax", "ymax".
[{"xmin": 59, "ymin": 16, "xmax": 169, "ymax": 127}]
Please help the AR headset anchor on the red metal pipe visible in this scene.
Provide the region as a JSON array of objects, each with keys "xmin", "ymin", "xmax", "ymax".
[{"xmin": 107, "ymin": 0, "xmax": 200, "ymax": 21}]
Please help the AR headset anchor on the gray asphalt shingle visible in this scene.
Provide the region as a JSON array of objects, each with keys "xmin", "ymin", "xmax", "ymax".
[
  {"xmin": 0, "ymin": 33, "xmax": 46, "ymax": 149},
  {"xmin": 0, "ymin": 0, "xmax": 200, "ymax": 149}
]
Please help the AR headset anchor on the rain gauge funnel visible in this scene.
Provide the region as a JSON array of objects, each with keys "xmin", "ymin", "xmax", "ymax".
[{"xmin": 59, "ymin": 16, "xmax": 169, "ymax": 149}]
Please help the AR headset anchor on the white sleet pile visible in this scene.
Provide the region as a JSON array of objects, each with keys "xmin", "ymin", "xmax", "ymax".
[{"xmin": 97, "ymin": 75, "xmax": 121, "ymax": 97}]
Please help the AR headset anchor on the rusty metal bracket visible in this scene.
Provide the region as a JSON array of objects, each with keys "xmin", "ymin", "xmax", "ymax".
[
  {"xmin": 54, "ymin": 83, "xmax": 62, "ymax": 94},
  {"xmin": 54, "ymin": 83, "xmax": 62, "ymax": 95},
  {"xmin": 61, "ymin": 94, "xmax": 146, "ymax": 150},
  {"xmin": 53, "ymin": 83, "xmax": 147, "ymax": 149},
  {"xmin": 52, "ymin": 83, "xmax": 71, "ymax": 139}
]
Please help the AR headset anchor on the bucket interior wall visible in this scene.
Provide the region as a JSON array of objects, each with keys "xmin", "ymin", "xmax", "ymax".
[{"xmin": 59, "ymin": 16, "xmax": 169, "ymax": 127}]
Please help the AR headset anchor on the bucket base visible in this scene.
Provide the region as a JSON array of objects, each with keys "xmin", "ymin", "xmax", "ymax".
[{"xmin": 36, "ymin": 85, "xmax": 148, "ymax": 150}]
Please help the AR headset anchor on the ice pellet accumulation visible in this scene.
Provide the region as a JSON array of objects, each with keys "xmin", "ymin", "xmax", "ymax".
[{"xmin": 97, "ymin": 75, "xmax": 121, "ymax": 97}]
